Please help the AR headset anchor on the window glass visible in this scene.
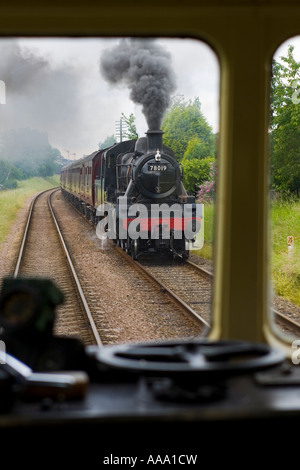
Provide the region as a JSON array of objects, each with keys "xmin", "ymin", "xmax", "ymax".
[{"xmin": 0, "ymin": 38, "xmax": 219, "ymax": 346}]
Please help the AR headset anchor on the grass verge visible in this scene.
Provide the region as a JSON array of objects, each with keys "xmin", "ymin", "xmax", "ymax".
[
  {"xmin": 271, "ymin": 198, "xmax": 300, "ymax": 305},
  {"xmin": 194, "ymin": 199, "xmax": 300, "ymax": 306},
  {"xmin": 0, "ymin": 176, "xmax": 60, "ymax": 243},
  {"xmin": 193, "ymin": 203, "xmax": 214, "ymax": 260}
]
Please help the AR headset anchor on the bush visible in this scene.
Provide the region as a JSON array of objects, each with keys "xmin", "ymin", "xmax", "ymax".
[
  {"xmin": 198, "ymin": 160, "xmax": 217, "ymax": 203},
  {"xmin": 3, "ymin": 179, "xmax": 18, "ymax": 189}
]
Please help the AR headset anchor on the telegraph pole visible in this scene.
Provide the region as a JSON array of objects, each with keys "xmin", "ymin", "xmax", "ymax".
[{"xmin": 115, "ymin": 117, "xmax": 128, "ymax": 143}]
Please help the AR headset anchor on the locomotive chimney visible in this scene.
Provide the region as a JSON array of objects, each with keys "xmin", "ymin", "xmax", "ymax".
[{"xmin": 146, "ymin": 130, "xmax": 163, "ymax": 153}]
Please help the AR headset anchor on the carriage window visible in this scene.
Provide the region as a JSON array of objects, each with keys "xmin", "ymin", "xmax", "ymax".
[
  {"xmin": 270, "ymin": 38, "xmax": 300, "ymax": 342},
  {"xmin": 0, "ymin": 38, "xmax": 219, "ymax": 348}
]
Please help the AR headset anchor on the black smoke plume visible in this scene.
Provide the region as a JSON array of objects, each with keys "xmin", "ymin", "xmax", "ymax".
[
  {"xmin": 100, "ymin": 39, "xmax": 177, "ymax": 130},
  {"xmin": 0, "ymin": 40, "xmax": 81, "ymax": 151}
]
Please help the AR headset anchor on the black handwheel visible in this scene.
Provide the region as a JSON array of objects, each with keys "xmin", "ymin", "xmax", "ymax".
[{"xmin": 95, "ymin": 339, "xmax": 285, "ymax": 380}]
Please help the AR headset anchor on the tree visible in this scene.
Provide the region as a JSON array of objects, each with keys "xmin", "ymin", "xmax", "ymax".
[
  {"xmin": 271, "ymin": 45, "xmax": 300, "ymax": 194},
  {"xmin": 37, "ymin": 146, "xmax": 61, "ymax": 176},
  {"xmin": 0, "ymin": 159, "xmax": 23, "ymax": 188},
  {"xmin": 0, "ymin": 128, "xmax": 59, "ymax": 178},
  {"xmin": 99, "ymin": 134, "xmax": 116, "ymax": 149},
  {"xmin": 121, "ymin": 112, "xmax": 138, "ymax": 140},
  {"xmin": 161, "ymin": 95, "xmax": 216, "ymax": 161},
  {"xmin": 183, "ymin": 135, "xmax": 216, "ymax": 161},
  {"xmin": 181, "ymin": 156, "xmax": 215, "ymax": 195}
]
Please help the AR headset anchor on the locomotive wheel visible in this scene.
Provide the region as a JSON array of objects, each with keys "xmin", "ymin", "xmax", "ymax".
[{"xmin": 131, "ymin": 239, "xmax": 139, "ymax": 260}]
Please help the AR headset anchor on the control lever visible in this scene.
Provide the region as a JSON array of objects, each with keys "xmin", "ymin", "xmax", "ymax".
[{"xmin": 0, "ymin": 350, "xmax": 89, "ymax": 400}]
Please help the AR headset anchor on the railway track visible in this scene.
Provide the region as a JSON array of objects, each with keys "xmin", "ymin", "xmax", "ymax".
[
  {"xmin": 115, "ymin": 245, "xmax": 300, "ymax": 340},
  {"xmin": 13, "ymin": 188, "xmax": 102, "ymax": 347},
  {"xmin": 272, "ymin": 307, "xmax": 300, "ymax": 338},
  {"xmin": 38, "ymin": 190, "xmax": 206, "ymax": 344},
  {"xmin": 13, "ymin": 187, "xmax": 300, "ymax": 344},
  {"xmin": 186, "ymin": 260, "xmax": 300, "ymax": 338},
  {"xmin": 114, "ymin": 247, "xmax": 211, "ymax": 332}
]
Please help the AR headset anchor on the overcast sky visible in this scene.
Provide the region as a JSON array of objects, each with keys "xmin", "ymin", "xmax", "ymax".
[
  {"xmin": 2, "ymin": 36, "xmax": 299, "ymax": 161},
  {"xmin": 274, "ymin": 36, "xmax": 300, "ymax": 61},
  {"xmin": 0, "ymin": 37, "xmax": 220, "ymax": 159}
]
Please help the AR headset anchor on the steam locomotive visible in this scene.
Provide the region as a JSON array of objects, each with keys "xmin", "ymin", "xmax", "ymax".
[{"xmin": 60, "ymin": 129, "xmax": 202, "ymax": 259}]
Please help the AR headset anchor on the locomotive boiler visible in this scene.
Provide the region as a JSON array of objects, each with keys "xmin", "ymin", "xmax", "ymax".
[{"xmin": 60, "ymin": 129, "xmax": 202, "ymax": 259}]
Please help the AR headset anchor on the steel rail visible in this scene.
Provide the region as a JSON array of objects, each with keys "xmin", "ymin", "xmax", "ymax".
[
  {"xmin": 114, "ymin": 245, "xmax": 210, "ymax": 331},
  {"xmin": 48, "ymin": 189, "xmax": 103, "ymax": 347},
  {"xmin": 13, "ymin": 189, "xmax": 52, "ymax": 278},
  {"xmin": 59, "ymin": 190, "xmax": 300, "ymax": 339},
  {"xmin": 273, "ymin": 308, "xmax": 300, "ymax": 333},
  {"xmin": 115, "ymin": 244, "xmax": 300, "ymax": 337},
  {"xmin": 186, "ymin": 259, "xmax": 213, "ymax": 279},
  {"xmin": 187, "ymin": 257, "xmax": 300, "ymax": 336},
  {"xmin": 13, "ymin": 187, "xmax": 102, "ymax": 347}
]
